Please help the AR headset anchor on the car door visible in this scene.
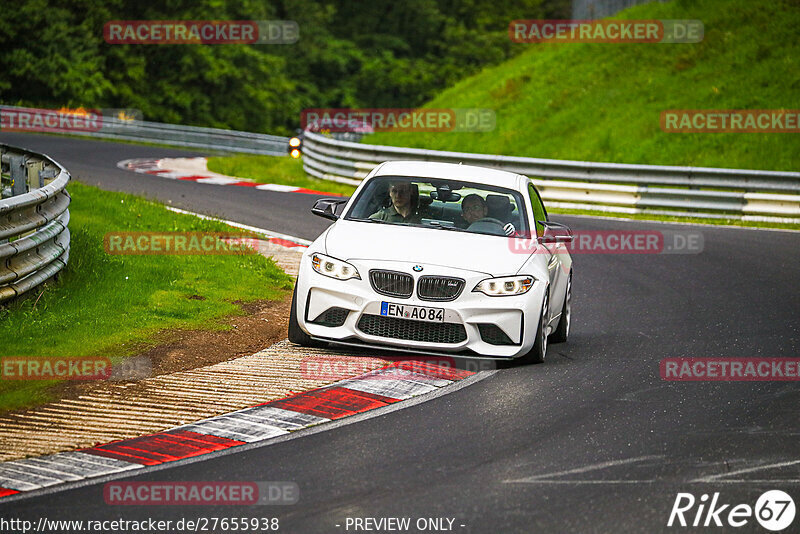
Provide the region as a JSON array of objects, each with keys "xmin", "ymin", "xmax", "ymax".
[{"xmin": 527, "ymin": 182, "xmax": 567, "ymax": 325}]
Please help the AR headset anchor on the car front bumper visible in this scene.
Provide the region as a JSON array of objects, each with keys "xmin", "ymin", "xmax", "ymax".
[{"xmin": 295, "ymin": 255, "xmax": 546, "ymax": 359}]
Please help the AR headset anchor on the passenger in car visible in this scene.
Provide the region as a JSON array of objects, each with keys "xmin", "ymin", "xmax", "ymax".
[
  {"xmin": 461, "ymin": 194, "xmax": 506, "ymax": 235},
  {"xmin": 369, "ymin": 181, "xmax": 423, "ymax": 223},
  {"xmin": 460, "ymin": 194, "xmax": 489, "ymax": 226}
]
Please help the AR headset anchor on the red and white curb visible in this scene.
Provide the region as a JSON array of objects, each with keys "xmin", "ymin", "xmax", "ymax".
[
  {"xmin": 0, "ymin": 360, "xmax": 473, "ymax": 499},
  {"xmin": 117, "ymin": 157, "xmax": 343, "ymax": 196}
]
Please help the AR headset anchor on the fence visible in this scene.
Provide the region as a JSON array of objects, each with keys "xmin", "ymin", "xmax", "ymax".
[
  {"xmin": 0, "ymin": 105, "xmax": 289, "ymax": 156},
  {"xmin": 0, "ymin": 145, "xmax": 71, "ymax": 303},
  {"xmin": 301, "ymin": 131, "xmax": 800, "ymax": 223}
]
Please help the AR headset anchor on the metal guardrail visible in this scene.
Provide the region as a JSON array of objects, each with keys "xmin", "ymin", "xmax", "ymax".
[
  {"xmin": 301, "ymin": 131, "xmax": 800, "ymax": 223},
  {"xmin": 2, "ymin": 104, "xmax": 796, "ymax": 222},
  {"xmin": 0, "ymin": 105, "xmax": 290, "ymax": 156},
  {"xmin": 0, "ymin": 144, "xmax": 71, "ymax": 303}
]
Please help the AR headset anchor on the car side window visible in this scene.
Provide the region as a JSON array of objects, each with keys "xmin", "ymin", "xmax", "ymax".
[{"xmin": 528, "ymin": 183, "xmax": 547, "ymax": 237}]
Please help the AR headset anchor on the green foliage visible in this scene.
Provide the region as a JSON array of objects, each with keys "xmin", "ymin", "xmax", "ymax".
[
  {"xmin": 0, "ymin": 0, "xmax": 115, "ymax": 104},
  {"xmin": 0, "ymin": 0, "xmax": 553, "ymax": 133}
]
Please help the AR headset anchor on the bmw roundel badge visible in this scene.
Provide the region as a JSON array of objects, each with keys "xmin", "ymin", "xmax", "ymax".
[{"xmin": 413, "ymin": 265, "xmax": 423, "ymax": 272}]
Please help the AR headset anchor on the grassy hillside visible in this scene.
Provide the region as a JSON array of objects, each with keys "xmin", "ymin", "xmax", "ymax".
[{"xmin": 369, "ymin": 0, "xmax": 800, "ymax": 171}]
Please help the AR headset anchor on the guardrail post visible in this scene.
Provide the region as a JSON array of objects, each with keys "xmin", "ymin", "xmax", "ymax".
[
  {"xmin": 10, "ymin": 155, "xmax": 27, "ymax": 197},
  {"xmin": 0, "ymin": 147, "xmax": 7, "ymax": 199},
  {"xmin": 39, "ymin": 166, "xmax": 58, "ymax": 186},
  {"xmin": 27, "ymin": 158, "xmax": 45, "ymax": 189}
]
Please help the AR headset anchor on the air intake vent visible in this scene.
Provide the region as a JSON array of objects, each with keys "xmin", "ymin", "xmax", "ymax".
[
  {"xmin": 357, "ymin": 314, "xmax": 467, "ymax": 344},
  {"xmin": 417, "ymin": 276, "xmax": 465, "ymax": 301},
  {"xmin": 309, "ymin": 307, "xmax": 349, "ymax": 327},
  {"xmin": 369, "ymin": 270, "xmax": 413, "ymax": 298},
  {"xmin": 477, "ymin": 323, "xmax": 517, "ymax": 345}
]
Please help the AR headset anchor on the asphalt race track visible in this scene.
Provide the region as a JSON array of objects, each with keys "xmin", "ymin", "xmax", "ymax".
[{"xmin": 1, "ymin": 132, "xmax": 799, "ymax": 532}]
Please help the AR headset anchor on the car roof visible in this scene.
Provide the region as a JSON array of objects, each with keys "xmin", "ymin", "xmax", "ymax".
[{"xmin": 371, "ymin": 161, "xmax": 525, "ymax": 190}]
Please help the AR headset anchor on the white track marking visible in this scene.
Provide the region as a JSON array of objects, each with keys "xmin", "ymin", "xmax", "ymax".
[
  {"xmin": 255, "ymin": 183, "xmax": 303, "ymax": 192},
  {"xmin": 506, "ymin": 455, "xmax": 664, "ymax": 483},
  {"xmin": 692, "ymin": 459, "xmax": 800, "ymax": 483}
]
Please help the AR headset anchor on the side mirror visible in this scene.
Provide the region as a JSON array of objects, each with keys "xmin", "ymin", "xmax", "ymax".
[
  {"xmin": 538, "ymin": 221, "xmax": 573, "ymax": 244},
  {"xmin": 311, "ymin": 198, "xmax": 347, "ymax": 221}
]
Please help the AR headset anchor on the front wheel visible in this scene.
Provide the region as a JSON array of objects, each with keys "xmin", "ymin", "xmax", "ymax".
[
  {"xmin": 288, "ymin": 282, "xmax": 324, "ymax": 347},
  {"xmin": 521, "ymin": 292, "xmax": 549, "ymax": 364}
]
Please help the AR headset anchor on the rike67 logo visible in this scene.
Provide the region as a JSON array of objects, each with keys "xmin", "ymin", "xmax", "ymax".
[{"xmin": 668, "ymin": 491, "xmax": 795, "ymax": 531}]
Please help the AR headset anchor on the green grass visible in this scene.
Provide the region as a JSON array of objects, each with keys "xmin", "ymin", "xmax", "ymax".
[
  {"xmin": 207, "ymin": 154, "xmax": 356, "ymax": 197},
  {"xmin": 0, "ymin": 182, "xmax": 293, "ymax": 412},
  {"xmin": 367, "ymin": 0, "xmax": 800, "ymax": 172}
]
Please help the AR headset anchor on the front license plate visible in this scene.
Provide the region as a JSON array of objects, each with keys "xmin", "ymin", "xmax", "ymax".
[{"xmin": 381, "ymin": 302, "xmax": 444, "ymax": 322}]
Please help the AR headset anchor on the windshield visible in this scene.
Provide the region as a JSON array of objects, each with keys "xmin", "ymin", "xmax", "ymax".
[{"xmin": 344, "ymin": 176, "xmax": 529, "ymax": 237}]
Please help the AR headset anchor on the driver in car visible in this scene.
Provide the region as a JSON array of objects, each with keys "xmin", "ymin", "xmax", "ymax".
[{"xmin": 369, "ymin": 181, "xmax": 422, "ymax": 223}]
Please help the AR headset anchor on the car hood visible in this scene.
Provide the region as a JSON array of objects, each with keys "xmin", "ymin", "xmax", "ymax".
[{"xmin": 324, "ymin": 219, "xmax": 529, "ymax": 276}]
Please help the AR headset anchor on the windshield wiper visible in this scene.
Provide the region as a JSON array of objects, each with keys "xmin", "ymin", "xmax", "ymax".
[
  {"xmin": 348, "ymin": 217, "xmax": 411, "ymax": 226},
  {"xmin": 425, "ymin": 221, "xmax": 469, "ymax": 232}
]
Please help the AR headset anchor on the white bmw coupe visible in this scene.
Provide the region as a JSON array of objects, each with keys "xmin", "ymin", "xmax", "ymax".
[{"xmin": 289, "ymin": 161, "xmax": 573, "ymax": 363}]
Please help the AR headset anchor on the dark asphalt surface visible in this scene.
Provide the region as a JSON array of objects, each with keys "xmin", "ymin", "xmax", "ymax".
[{"xmin": 1, "ymin": 133, "xmax": 799, "ymax": 533}]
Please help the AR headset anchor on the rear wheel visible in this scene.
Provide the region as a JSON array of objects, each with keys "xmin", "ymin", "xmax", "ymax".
[
  {"xmin": 550, "ymin": 272, "xmax": 571, "ymax": 344},
  {"xmin": 288, "ymin": 282, "xmax": 324, "ymax": 347},
  {"xmin": 521, "ymin": 292, "xmax": 549, "ymax": 364}
]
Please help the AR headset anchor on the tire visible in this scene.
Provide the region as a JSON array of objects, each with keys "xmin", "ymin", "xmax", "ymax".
[
  {"xmin": 521, "ymin": 292, "xmax": 549, "ymax": 364},
  {"xmin": 288, "ymin": 282, "xmax": 324, "ymax": 347},
  {"xmin": 549, "ymin": 272, "xmax": 571, "ymax": 344}
]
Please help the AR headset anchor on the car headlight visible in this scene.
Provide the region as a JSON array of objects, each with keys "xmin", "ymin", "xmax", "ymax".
[
  {"xmin": 473, "ymin": 275, "xmax": 534, "ymax": 296},
  {"xmin": 311, "ymin": 253, "xmax": 361, "ymax": 280}
]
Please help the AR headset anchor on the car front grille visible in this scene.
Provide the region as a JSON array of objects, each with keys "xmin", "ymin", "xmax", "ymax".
[
  {"xmin": 369, "ymin": 270, "xmax": 413, "ymax": 298},
  {"xmin": 417, "ymin": 276, "xmax": 465, "ymax": 301},
  {"xmin": 478, "ymin": 323, "xmax": 517, "ymax": 345},
  {"xmin": 357, "ymin": 314, "xmax": 467, "ymax": 344},
  {"xmin": 309, "ymin": 307, "xmax": 350, "ymax": 327}
]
